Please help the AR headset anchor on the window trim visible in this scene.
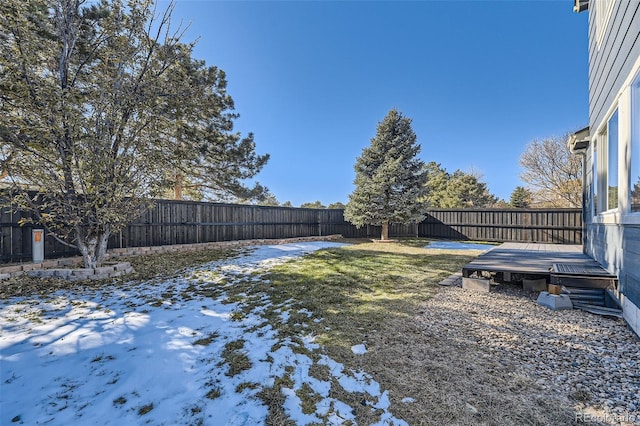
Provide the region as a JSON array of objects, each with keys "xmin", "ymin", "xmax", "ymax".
[
  {"xmin": 606, "ymin": 109, "xmax": 619, "ymax": 211},
  {"xmin": 630, "ymin": 70, "xmax": 640, "ymax": 216},
  {"xmin": 592, "ymin": 138, "xmax": 598, "ymax": 216},
  {"xmin": 595, "ymin": 0, "xmax": 615, "ymax": 49},
  {"xmin": 593, "ymin": 108, "xmax": 619, "ymax": 216}
]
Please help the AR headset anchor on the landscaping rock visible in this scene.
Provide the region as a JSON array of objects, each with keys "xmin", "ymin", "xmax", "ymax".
[
  {"xmin": 419, "ymin": 282, "xmax": 640, "ymax": 421},
  {"xmin": 71, "ymin": 269, "xmax": 95, "ymax": 279},
  {"xmin": 94, "ymin": 266, "xmax": 116, "ymax": 275},
  {"xmin": 1, "ymin": 265, "xmax": 23, "ymax": 274}
]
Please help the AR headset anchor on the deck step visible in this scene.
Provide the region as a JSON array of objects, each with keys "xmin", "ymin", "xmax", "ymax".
[
  {"xmin": 572, "ymin": 303, "xmax": 624, "ymax": 318},
  {"xmin": 562, "ymin": 286, "xmax": 624, "ymax": 318},
  {"xmin": 562, "ymin": 287, "xmax": 607, "ymax": 308},
  {"xmin": 551, "ymin": 263, "xmax": 617, "ymax": 289},
  {"xmin": 565, "ymin": 293, "xmax": 605, "ymax": 301},
  {"xmin": 561, "ymin": 286, "xmax": 605, "ymax": 295}
]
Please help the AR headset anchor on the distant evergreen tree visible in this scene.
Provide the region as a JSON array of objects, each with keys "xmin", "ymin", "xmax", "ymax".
[
  {"xmin": 328, "ymin": 202, "xmax": 346, "ymax": 209},
  {"xmin": 300, "ymin": 201, "xmax": 326, "ymax": 209},
  {"xmin": 237, "ymin": 189, "xmax": 279, "ymax": 206},
  {"xmin": 281, "ymin": 201, "xmax": 293, "ymax": 208},
  {"xmin": 422, "ymin": 162, "xmax": 497, "ymax": 208},
  {"xmin": 422, "ymin": 162, "xmax": 450, "ymax": 207},
  {"xmin": 345, "ymin": 109, "xmax": 428, "ymax": 240},
  {"xmin": 492, "ymin": 199, "xmax": 511, "ymax": 208},
  {"xmin": 256, "ymin": 191, "xmax": 280, "ymax": 206},
  {"xmin": 510, "ymin": 186, "xmax": 534, "ymax": 208},
  {"xmin": 445, "ymin": 171, "xmax": 498, "ymax": 208}
]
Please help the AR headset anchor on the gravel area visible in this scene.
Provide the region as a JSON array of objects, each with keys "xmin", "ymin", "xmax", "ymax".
[{"xmin": 421, "ymin": 278, "xmax": 640, "ymax": 425}]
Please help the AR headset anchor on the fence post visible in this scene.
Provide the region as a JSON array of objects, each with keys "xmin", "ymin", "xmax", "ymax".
[{"xmin": 32, "ymin": 229, "xmax": 44, "ymax": 263}]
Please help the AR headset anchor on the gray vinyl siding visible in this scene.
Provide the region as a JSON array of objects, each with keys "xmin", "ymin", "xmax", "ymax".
[
  {"xmin": 586, "ymin": 0, "xmax": 640, "ymax": 310},
  {"xmin": 623, "ymin": 227, "xmax": 640, "ymax": 307},
  {"xmin": 586, "ymin": 223, "xmax": 640, "ymax": 308},
  {"xmin": 588, "ymin": 0, "xmax": 640, "ymax": 131},
  {"xmin": 584, "ymin": 147, "xmax": 594, "ymax": 223}
]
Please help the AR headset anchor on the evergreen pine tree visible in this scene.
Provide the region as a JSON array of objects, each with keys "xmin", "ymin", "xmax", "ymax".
[
  {"xmin": 510, "ymin": 186, "xmax": 534, "ymax": 208},
  {"xmin": 445, "ymin": 171, "xmax": 498, "ymax": 207},
  {"xmin": 344, "ymin": 109, "xmax": 427, "ymax": 240},
  {"xmin": 0, "ymin": 0, "xmax": 268, "ymax": 268}
]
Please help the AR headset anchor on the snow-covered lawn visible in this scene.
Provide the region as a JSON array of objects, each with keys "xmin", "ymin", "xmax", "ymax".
[{"xmin": 1, "ymin": 242, "xmax": 407, "ymax": 425}]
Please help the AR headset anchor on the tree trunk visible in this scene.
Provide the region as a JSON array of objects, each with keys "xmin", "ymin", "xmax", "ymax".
[
  {"xmin": 174, "ymin": 173, "xmax": 183, "ymax": 200},
  {"xmin": 381, "ymin": 221, "xmax": 389, "ymax": 241},
  {"xmin": 76, "ymin": 225, "xmax": 110, "ymax": 269}
]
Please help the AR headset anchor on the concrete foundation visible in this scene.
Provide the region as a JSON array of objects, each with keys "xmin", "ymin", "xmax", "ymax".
[
  {"xmin": 462, "ymin": 277, "xmax": 490, "ymax": 292},
  {"xmin": 537, "ymin": 292, "xmax": 573, "ymax": 311}
]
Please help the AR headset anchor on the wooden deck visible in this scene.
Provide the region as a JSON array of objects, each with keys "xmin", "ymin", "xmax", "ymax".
[{"xmin": 462, "ymin": 242, "xmax": 610, "ymax": 280}]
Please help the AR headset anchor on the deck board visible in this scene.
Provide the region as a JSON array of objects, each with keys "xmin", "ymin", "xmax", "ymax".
[{"xmin": 462, "ymin": 243, "xmax": 601, "ymax": 277}]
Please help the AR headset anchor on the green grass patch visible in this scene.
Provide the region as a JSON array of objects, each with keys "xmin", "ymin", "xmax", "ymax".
[
  {"xmin": 192, "ymin": 332, "xmax": 220, "ymax": 346},
  {"xmin": 263, "ymin": 240, "xmax": 474, "ymax": 353},
  {"xmin": 138, "ymin": 403, "xmax": 153, "ymax": 415},
  {"xmin": 206, "ymin": 388, "xmax": 222, "ymax": 399},
  {"xmin": 236, "ymin": 382, "xmax": 260, "ymax": 393},
  {"xmin": 296, "ymin": 382, "xmax": 322, "ymax": 415},
  {"xmin": 221, "ymin": 340, "xmax": 251, "ymax": 377},
  {"xmin": 308, "ymin": 363, "xmax": 331, "ymax": 382},
  {"xmin": 113, "ymin": 396, "xmax": 127, "ymax": 406},
  {"xmin": 257, "ymin": 367, "xmax": 297, "ymax": 425}
]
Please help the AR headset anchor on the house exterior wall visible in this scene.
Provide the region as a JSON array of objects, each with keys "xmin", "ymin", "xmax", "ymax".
[
  {"xmin": 589, "ymin": 1, "xmax": 640, "ymax": 129},
  {"xmin": 585, "ymin": 0, "xmax": 640, "ymax": 335}
]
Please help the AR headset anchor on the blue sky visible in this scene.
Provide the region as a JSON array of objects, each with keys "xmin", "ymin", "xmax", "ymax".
[{"xmin": 159, "ymin": 0, "xmax": 589, "ymax": 206}]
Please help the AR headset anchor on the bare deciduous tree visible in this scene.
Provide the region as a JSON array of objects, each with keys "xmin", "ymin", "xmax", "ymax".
[{"xmin": 519, "ymin": 135, "xmax": 582, "ymax": 208}]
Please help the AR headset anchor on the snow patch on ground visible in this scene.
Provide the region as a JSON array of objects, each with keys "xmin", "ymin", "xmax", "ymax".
[
  {"xmin": 426, "ymin": 241, "xmax": 494, "ymax": 251},
  {"xmin": 351, "ymin": 343, "xmax": 368, "ymax": 355},
  {"xmin": 0, "ymin": 242, "xmax": 408, "ymax": 425}
]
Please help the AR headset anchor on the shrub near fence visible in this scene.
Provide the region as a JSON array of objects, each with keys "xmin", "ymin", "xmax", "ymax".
[{"xmin": 0, "ymin": 197, "xmax": 582, "ymax": 263}]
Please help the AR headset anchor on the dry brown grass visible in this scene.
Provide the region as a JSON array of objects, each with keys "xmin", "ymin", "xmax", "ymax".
[{"xmin": 262, "ymin": 239, "xmax": 584, "ymax": 425}]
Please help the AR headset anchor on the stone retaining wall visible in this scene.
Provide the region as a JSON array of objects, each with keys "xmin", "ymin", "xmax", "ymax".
[
  {"xmin": 0, "ymin": 235, "xmax": 342, "ymax": 281},
  {"xmin": 105, "ymin": 234, "xmax": 342, "ymax": 259}
]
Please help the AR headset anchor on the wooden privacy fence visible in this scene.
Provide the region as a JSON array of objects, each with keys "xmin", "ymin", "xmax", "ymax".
[
  {"xmin": 420, "ymin": 209, "xmax": 582, "ymax": 244},
  {"xmin": 1, "ymin": 199, "xmax": 582, "ymax": 263}
]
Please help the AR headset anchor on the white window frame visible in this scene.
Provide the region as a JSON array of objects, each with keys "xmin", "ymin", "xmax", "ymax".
[
  {"xmin": 596, "ymin": 0, "xmax": 615, "ymax": 49},
  {"xmin": 593, "ymin": 106, "xmax": 620, "ymax": 223},
  {"xmin": 620, "ymin": 59, "xmax": 640, "ymax": 224},
  {"xmin": 606, "ymin": 109, "xmax": 619, "ymax": 212},
  {"xmin": 630, "ymin": 70, "xmax": 640, "ymax": 215},
  {"xmin": 592, "ymin": 138, "xmax": 599, "ymax": 217}
]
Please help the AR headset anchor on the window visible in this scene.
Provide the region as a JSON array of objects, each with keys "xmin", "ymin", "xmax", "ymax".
[
  {"xmin": 632, "ymin": 73, "xmax": 640, "ymax": 213},
  {"xmin": 607, "ymin": 110, "xmax": 619, "ymax": 211},
  {"xmin": 595, "ymin": 109, "xmax": 619, "ymax": 214}
]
